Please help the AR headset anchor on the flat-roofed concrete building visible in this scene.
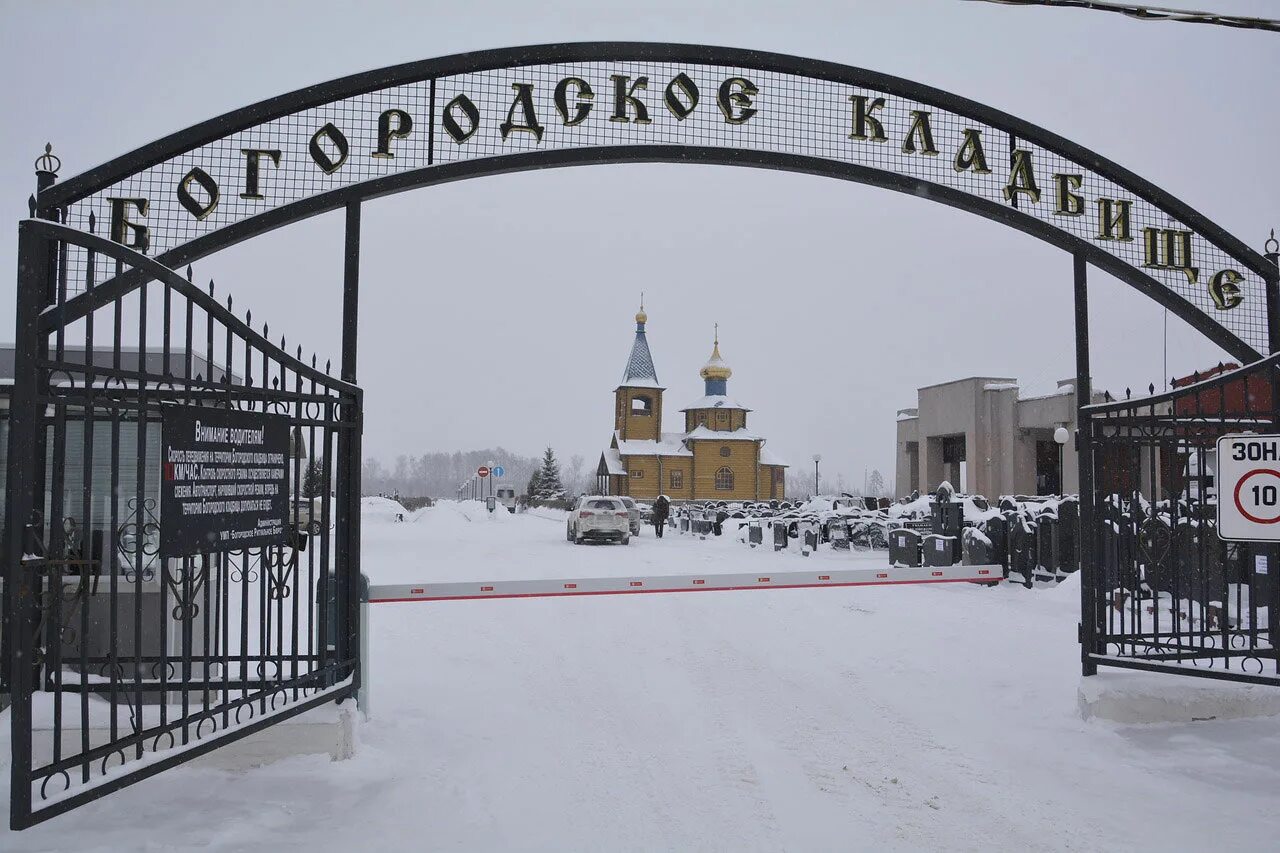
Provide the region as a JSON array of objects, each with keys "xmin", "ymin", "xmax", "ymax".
[{"xmin": 895, "ymin": 376, "xmax": 1102, "ymax": 499}]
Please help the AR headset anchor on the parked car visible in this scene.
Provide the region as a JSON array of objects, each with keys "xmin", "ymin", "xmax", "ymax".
[
  {"xmin": 566, "ymin": 496, "xmax": 631, "ymax": 544},
  {"xmin": 619, "ymin": 496, "xmax": 642, "ymax": 535},
  {"xmin": 291, "ymin": 498, "xmax": 323, "ymax": 534},
  {"xmin": 495, "ymin": 486, "xmax": 518, "ymax": 513}
]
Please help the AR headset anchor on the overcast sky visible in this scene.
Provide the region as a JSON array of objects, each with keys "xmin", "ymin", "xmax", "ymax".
[{"xmin": 1, "ymin": 0, "xmax": 1275, "ymax": 492}]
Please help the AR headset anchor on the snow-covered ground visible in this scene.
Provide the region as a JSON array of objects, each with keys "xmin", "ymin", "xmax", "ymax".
[{"xmin": 3, "ymin": 499, "xmax": 1278, "ymax": 850}]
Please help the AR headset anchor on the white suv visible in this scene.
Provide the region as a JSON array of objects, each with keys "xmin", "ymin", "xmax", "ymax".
[{"xmin": 567, "ymin": 496, "xmax": 631, "ymax": 545}]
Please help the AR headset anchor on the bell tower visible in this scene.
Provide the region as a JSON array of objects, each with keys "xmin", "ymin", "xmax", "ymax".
[{"xmin": 614, "ymin": 299, "xmax": 664, "ymax": 442}]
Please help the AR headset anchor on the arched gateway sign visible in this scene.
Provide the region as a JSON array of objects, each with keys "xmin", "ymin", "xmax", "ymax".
[
  {"xmin": 37, "ymin": 42, "xmax": 1279, "ymax": 359},
  {"xmin": 7, "ymin": 43, "xmax": 1278, "ymax": 830}
]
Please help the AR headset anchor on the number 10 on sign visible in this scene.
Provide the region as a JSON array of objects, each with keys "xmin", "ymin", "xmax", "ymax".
[{"xmin": 1216, "ymin": 434, "xmax": 1280, "ymax": 541}]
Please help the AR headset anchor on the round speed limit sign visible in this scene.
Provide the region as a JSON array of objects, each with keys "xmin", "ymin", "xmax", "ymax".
[{"xmin": 1217, "ymin": 435, "xmax": 1280, "ymax": 541}]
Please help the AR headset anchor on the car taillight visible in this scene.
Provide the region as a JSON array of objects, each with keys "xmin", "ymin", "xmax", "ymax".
[
  {"xmin": 616, "ymin": 511, "xmax": 628, "ymax": 517},
  {"xmin": 579, "ymin": 511, "xmax": 593, "ymax": 518}
]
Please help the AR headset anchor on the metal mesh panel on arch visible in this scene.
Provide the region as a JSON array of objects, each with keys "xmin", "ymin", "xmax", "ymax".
[{"xmin": 51, "ymin": 55, "xmax": 1269, "ymax": 354}]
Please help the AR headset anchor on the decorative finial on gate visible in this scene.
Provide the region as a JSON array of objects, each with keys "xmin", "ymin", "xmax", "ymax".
[
  {"xmin": 34, "ymin": 143, "xmax": 61, "ymax": 177},
  {"xmin": 27, "ymin": 194, "xmax": 36, "ymax": 218},
  {"xmin": 1266, "ymin": 229, "xmax": 1279, "ymax": 255},
  {"xmin": 87, "ymin": 211, "xmax": 95, "ymax": 233}
]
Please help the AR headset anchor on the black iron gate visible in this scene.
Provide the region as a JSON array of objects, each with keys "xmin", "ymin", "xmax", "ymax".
[
  {"xmin": 1079, "ymin": 356, "xmax": 1280, "ymax": 684},
  {"xmin": 2, "ymin": 219, "xmax": 362, "ymax": 828}
]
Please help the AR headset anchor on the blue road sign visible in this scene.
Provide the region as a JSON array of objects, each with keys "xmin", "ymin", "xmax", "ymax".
[{"xmin": 492, "ymin": 465, "xmax": 506, "ymax": 478}]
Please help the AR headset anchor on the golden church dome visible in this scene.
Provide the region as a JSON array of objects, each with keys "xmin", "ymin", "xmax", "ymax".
[{"xmin": 699, "ymin": 327, "xmax": 732, "ymax": 382}]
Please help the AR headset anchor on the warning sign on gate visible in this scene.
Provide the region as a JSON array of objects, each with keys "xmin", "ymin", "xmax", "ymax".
[
  {"xmin": 160, "ymin": 405, "xmax": 291, "ymax": 556},
  {"xmin": 1216, "ymin": 434, "xmax": 1280, "ymax": 542}
]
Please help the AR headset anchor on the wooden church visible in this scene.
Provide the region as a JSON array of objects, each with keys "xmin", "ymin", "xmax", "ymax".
[{"xmin": 597, "ymin": 305, "xmax": 787, "ymax": 501}]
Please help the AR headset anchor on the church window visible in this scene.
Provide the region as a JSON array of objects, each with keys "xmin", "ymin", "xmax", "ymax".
[
  {"xmin": 630, "ymin": 469, "xmax": 644, "ymax": 478},
  {"xmin": 719, "ymin": 446, "xmax": 730, "ymax": 457},
  {"xmin": 715, "ymin": 467, "xmax": 734, "ymax": 490},
  {"xmin": 670, "ymin": 470, "xmax": 683, "ymax": 489},
  {"xmin": 717, "ymin": 410, "xmax": 728, "ymax": 424},
  {"xmin": 631, "ymin": 396, "xmax": 652, "ymax": 415}
]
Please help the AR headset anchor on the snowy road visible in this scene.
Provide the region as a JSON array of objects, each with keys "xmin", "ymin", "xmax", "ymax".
[{"xmin": 3, "ymin": 500, "xmax": 1278, "ymax": 850}]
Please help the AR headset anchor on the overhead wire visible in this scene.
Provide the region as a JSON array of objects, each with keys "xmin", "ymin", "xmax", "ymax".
[{"xmin": 961, "ymin": 0, "xmax": 1280, "ymax": 32}]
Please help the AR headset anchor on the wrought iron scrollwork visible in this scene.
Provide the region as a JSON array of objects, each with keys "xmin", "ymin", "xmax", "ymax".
[
  {"xmin": 162, "ymin": 559, "xmax": 208, "ymax": 621},
  {"xmin": 117, "ymin": 497, "xmax": 160, "ymax": 582}
]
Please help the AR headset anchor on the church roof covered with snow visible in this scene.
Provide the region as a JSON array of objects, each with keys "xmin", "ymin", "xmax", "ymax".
[
  {"xmin": 680, "ymin": 394, "xmax": 751, "ymax": 412},
  {"xmin": 618, "ymin": 305, "xmax": 662, "ymax": 389}
]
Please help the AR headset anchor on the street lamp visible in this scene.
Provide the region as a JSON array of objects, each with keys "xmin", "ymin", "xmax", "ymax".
[
  {"xmin": 487, "ymin": 459, "xmax": 495, "ymax": 500},
  {"xmin": 1054, "ymin": 426, "xmax": 1070, "ymax": 496},
  {"xmin": 812, "ymin": 454, "xmax": 822, "ymax": 498}
]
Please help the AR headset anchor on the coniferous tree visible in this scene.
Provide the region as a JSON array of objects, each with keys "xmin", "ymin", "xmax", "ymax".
[
  {"xmin": 302, "ymin": 460, "xmax": 327, "ymax": 498},
  {"xmin": 534, "ymin": 447, "xmax": 565, "ymax": 500}
]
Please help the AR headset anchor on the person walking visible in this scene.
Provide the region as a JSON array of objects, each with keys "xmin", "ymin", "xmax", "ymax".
[{"xmin": 652, "ymin": 494, "xmax": 670, "ymax": 538}]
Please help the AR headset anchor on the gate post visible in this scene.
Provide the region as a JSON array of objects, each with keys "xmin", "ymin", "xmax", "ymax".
[
  {"xmin": 1073, "ymin": 253, "xmax": 1098, "ymax": 677},
  {"xmin": 4, "ymin": 221, "xmax": 52, "ymax": 826},
  {"xmin": 335, "ymin": 201, "xmax": 363, "ymax": 693}
]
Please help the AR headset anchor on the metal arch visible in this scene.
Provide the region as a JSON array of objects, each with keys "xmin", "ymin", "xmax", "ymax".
[
  {"xmin": 42, "ymin": 145, "xmax": 1266, "ymax": 365},
  {"xmin": 34, "ymin": 42, "xmax": 1274, "ymax": 282}
]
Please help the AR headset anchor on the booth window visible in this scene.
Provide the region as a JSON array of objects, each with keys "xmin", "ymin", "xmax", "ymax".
[
  {"xmin": 670, "ymin": 470, "xmax": 683, "ymax": 489},
  {"xmin": 631, "ymin": 396, "xmax": 652, "ymax": 415},
  {"xmin": 715, "ymin": 467, "xmax": 734, "ymax": 490},
  {"xmin": 630, "ymin": 469, "xmax": 644, "ymax": 479}
]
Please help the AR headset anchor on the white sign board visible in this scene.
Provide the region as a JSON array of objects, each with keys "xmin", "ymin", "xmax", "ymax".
[{"xmin": 1216, "ymin": 434, "xmax": 1280, "ymax": 541}]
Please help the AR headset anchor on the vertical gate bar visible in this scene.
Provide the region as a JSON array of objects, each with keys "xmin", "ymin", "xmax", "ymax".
[
  {"xmin": 291, "ymin": 370, "xmax": 303, "ymax": 697},
  {"xmin": 1267, "ymin": 243, "xmax": 1280, "ymax": 673},
  {"xmin": 6, "ymin": 222, "xmax": 51, "ymax": 828},
  {"xmin": 78, "ymin": 237, "xmax": 96, "ymax": 784},
  {"xmin": 48, "ymin": 391, "xmax": 67, "ymax": 763},
  {"xmin": 346, "ymin": 390, "xmax": 362, "ymax": 687},
  {"xmin": 317, "ymin": 408, "xmax": 333, "ymax": 681},
  {"xmin": 341, "ymin": 202, "xmax": 360, "ymax": 386},
  {"xmin": 134, "ymin": 276, "xmax": 148, "ymax": 759},
  {"xmin": 337, "ymin": 202, "xmax": 361, "ymax": 688},
  {"xmin": 201, "ymin": 552, "xmax": 211, "ymax": 725},
  {"xmin": 1073, "ymin": 253, "xmax": 1098, "ymax": 676}
]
